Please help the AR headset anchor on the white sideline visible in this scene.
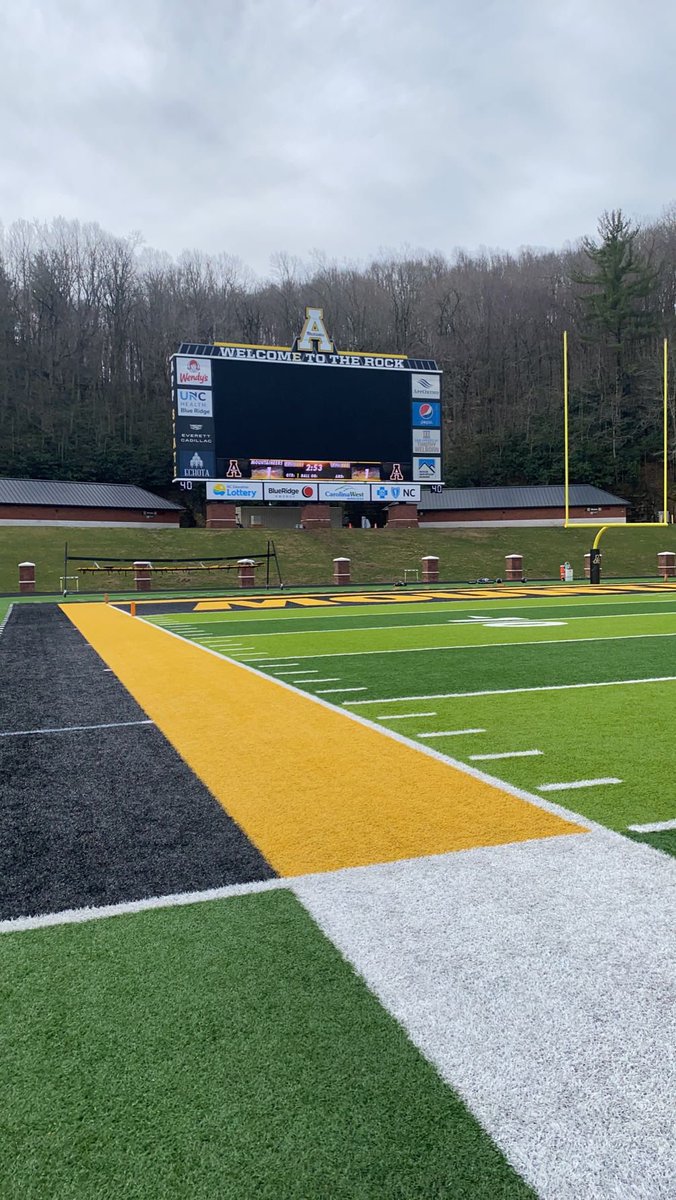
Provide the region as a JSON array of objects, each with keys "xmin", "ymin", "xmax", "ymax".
[
  {"xmin": 345, "ymin": 674, "xmax": 676, "ymax": 705},
  {"xmin": 627, "ymin": 817, "xmax": 676, "ymax": 832},
  {"xmin": 470, "ymin": 750, "xmax": 543, "ymax": 761},
  {"xmin": 0, "ymin": 877, "xmax": 288, "ymax": 933},
  {"xmin": 538, "ymin": 778, "xmax": 622, "ymax": 792},
  {"xmin": 0, "ymin": 719, "xmax": 154, "ymax": 738}
]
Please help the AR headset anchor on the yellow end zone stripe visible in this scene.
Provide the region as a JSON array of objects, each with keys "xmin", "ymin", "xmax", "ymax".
[{"xmin": 63, "ymin": 604, "xmax": 584, "ymax": 876}]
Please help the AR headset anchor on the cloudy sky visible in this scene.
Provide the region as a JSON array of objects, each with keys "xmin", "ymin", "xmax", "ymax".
[{"xmin": 1, "ymin": 0, "xmax": 675, "ymax": 276}]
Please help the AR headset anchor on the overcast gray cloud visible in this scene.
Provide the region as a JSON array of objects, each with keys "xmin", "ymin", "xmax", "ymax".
[{"xmin": 1, "ymin": 0, "xmax": 675, "ymax": 275}]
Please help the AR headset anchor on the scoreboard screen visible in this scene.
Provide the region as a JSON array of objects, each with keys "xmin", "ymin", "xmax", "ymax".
[{"xmin": 171, "ymin": 310, "xmax": 442, "ymax": 490}]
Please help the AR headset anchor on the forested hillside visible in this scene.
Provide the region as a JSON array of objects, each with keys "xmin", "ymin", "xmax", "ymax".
[{"xmin": 1, "ymin": 209, "xmax": 674, "ymax": 514}]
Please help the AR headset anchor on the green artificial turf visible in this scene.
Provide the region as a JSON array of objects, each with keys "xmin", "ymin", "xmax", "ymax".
[
  {"xmin": 357, "ymin": 682, "xmax": 676, "ymax": 831},
  {"xmin": 625, "ymin": 829, "xmax": 676, "ymax": 858},
  {"xmin": 1, "ymin": 891, "xmax": 535, "ymax": 1200}
]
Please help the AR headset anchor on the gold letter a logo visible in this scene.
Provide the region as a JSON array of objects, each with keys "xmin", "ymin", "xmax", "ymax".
[{"xmin": 297, "ymin": 307, "xmax": 334, "ymax": 353}]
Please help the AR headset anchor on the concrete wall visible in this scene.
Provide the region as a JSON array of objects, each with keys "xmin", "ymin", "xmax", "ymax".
[{"xmin": 239, "ymin": 505, "xmax": 343, "ymax": 529}]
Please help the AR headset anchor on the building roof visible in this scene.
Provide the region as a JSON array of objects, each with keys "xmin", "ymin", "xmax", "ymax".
[
  {"xmin": 419, "ymin": 484, "xmax": 629, "ymax": 511},
  {"xmin": 0, "ymin": 479, "xmax": 182, "ymax": 511}
]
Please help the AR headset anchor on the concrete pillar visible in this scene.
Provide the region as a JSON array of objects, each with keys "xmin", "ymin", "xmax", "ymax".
[
  {"xmin": 504, "ymin": 554, "xmax": 524, "ymax": 581},
  {"xmin": 237, "ymin": 558, "xmax": 256, "ymax": 588},
  {"xmin": 657, "ymin": 551, "xmax": 676, "ymax": 578},
  {"xmin": 388, "ymin": 503, "xmax": 419, "ymax": 528},
  {"xmin": 206, "ymin": 502, "xmax": 237, "ymax": 529},
  {"xmin": 133, "ymin": 561, "xmax": 152, "ymax": 591},
  {"xmin": 301, "ymin": 504, "xmax": 331, "ymax": 529},
  {"xmin": 333, "ymin": 557, "xmax": 351, "ymax": 586},
  {"xmin": 421, "ymin": 555, "xmax": 439, "ymax": 583},
  {"xmin": 18, "ymin": 561, "xmax": 35, "ymax": 594}
]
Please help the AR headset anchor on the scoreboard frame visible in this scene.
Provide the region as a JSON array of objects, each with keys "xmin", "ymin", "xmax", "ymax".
[{"xmin": 171, "ymin": 308, "xmax": 443, "ymax": 492}]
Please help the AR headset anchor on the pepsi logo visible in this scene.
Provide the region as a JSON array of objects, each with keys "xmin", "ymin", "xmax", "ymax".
[
  {"xmin": 302, "ymin": 485, "xmax": 314, "ymax": 498},
  {"xmin": 419, "ymin": 403, "xmax": 433, "ymax": 419}
]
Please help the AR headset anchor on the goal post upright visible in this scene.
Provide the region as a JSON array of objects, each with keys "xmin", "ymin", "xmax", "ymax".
[{"xmin": 563, "ymin": 332, "xmax": 670, "ymax": 581}]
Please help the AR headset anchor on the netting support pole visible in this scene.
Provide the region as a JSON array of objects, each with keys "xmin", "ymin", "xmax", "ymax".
[
  {"xmin": 63, "ymin": 542, "xmax": 68, "ymax": 596},
  {"xmin": 272, "ymin": 540, "xmax": 284, "ymax": 589}
]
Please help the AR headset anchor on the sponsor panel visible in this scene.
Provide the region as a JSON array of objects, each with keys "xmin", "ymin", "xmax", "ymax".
[
  {"xmin": 371, "ymin": 484, "xmax": 421, "ymax": 502},
  {"xmin": 175, "ymin": 416, "xmax": 215, "ymax": 451},
  {"xmin": 175, "ymin": 356, "xmax": 212, "ymax": 387},
  {"xmin": 413, "ymin": 456, "xmax": 442, "ymax": 482},
  {"xmin": 263, "ymin": 481, "xmax": 319, "ymax": 502},
  {"xmin": 206, "ymin": 480, "xmax": 264, "ymax": 501},
  {"xmin": 412, "ymin": 429, "xmax": 441, "ymax": 455},
  {"xmin": 177, "ymin": 448, "xmax": 216, "ymax": 478},
  {"xmin": 411, "ymin": 401, "xmax": 441, "ymax": 427},
  {"xmin": 411, "ymin": 373, "xmax": 441, "ymax": 400},
  {"xmin": 176, "ymin": 389, "xmax": 213, "ymax": 417},
  {"xmin": 318, "ymin": 482, "xmax": 371, "ymax": 502}
]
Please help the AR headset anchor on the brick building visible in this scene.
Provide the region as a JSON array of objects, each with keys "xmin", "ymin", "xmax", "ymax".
[
  {"xmin": 0, "ymin": 479, "xmax": 182, "ymax": 527},
  {"xmin": 417, "ymin": 484, "xmax": 628, "ymax": 528}
]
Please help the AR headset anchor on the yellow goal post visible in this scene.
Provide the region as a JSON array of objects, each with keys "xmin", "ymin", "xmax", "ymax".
[{"xmin": 563, "ymin": 332, "xmax": 670, "ymax": 579}]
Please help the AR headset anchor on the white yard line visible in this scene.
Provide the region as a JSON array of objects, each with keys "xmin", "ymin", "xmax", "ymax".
[
  {"xmin": 302, "ymin": 678, "xmax": 341, "ymax": 683},
  {"xmin": 418, "ymin": 728, "xmax": 485, "ymax": 739},
  {"xmin": 315, "ymin": 686, "xmax": 368, "ymax": 694},
  {"xmin": 538, "ymin": 778, "xmax": 622, "ymax": 792},
  {"xmin": 377, "ymin": 711, "xmax": 438, "ymax": 720},
  {"xmin": 345, "ymin": 675, "xmax": 676, "ymax": 705},
  {"xmin": 470, "ymin": 750, "xmax": 543, "ymax": 761},
  {"xmin": 272, "ymin": 669, "xmax": 319, "ymax": 675},
  {"xmin": 156, "ymin": 608, "xmax": 676, "ymax": 643},
  {"xmin": 0, "ymin": 719, "xmax": 154, "ymax": 738},
  {"xmin": 255, "ymin": 630, "xmax": 676, "ymax": 663},
  {"xmin": 626, "ymin": 817, "xmax": 676, "ymax": 833}
]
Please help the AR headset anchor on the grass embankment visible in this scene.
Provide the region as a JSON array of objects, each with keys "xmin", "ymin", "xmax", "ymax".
[{"xmin": 1, "ymin": 524, "xmax": 676, "ymax": 594}]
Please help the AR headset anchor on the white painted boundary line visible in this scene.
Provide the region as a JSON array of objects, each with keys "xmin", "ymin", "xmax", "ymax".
[
  {"xmin": 316, "ymin": 686, "xmax": 367, "ymax": 694},
  {"xmin": 419, "ymin": 729, "xmax": 485, "ymax": 739},
  {"xmin": 0, "ymin": 877, "xmax": 288, "ymax": 933},
  {"xmin": 378, "ymin": 711, "xmax": 438, "ymax": 720},
  {"xmin": 105, "ymin": 610, "xmax": 606, "ymax": 838},
  {"xmin": 273, "ymin": 669, "xmax": 318, "ymax": 675},
  {"xmin": 346, "ymin": 675, "xmax": 676, "ymax": 705},
  {"xmin": 627, "ymin": 817, "xmax": 676, "ymax": 832},
  {"xmin": 0, "ymin": 719, "xmax": 154, "ymax": 738},
  {"xmin": 538, "ymin": 778, "xmax": 622, "ymax": 792},
  {"xmin": 153, "ymin": 607, "xmax": 676, "ymax": 643},
  {"xmin": 470, "ymin": 750, "xmax": 543, "ymax": 761},
  {"xmin": 0, "ymin": 601, "xmax": 14, "ymax": 640},
  {"xmin": 261, "ymin": 629, "xmax": 676, "ymax": 663}
]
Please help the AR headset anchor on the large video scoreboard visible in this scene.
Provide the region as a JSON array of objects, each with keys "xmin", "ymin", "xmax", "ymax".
[{"xmin": 171, "ymin": 308, "xmax": 442, "ymax": 499}]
